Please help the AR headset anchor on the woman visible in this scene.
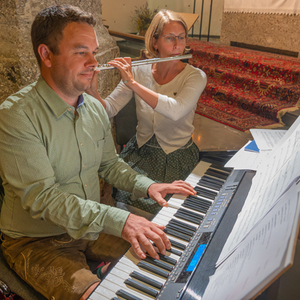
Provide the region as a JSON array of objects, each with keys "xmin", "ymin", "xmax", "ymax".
[{"xmin": 88, "ymin": 9, "xmax": 207, "ymax": 218}]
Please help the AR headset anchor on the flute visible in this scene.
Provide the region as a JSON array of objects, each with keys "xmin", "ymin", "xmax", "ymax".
[{"xmin": 94, "ymin": 54, "xmax": 192, "ymax": 71}]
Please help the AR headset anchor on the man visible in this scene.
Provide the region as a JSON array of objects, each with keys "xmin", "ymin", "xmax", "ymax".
[{"xmin": 0, "ymin": 5, "xmax": 196, "ymax": 300}]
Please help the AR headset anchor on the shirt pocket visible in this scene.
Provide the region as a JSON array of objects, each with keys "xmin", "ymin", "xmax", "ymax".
[{"xmin": 93, "ymin": 138, "xmax": 105, "ymax": 169}]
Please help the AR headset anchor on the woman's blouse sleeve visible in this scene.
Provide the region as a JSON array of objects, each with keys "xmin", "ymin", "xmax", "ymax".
[{"xmin": 154, "ymin": 67, "xmax": 207, "ymax": 122}]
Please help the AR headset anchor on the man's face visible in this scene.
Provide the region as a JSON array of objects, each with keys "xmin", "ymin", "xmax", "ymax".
[{"xmin": 48, "ymin": 22, "xmax": 99, "ymax": 101}]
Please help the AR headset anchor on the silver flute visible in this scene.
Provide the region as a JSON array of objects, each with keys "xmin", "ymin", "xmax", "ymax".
[{"xmin": 94, "ymin": 54, "xmax": 192, "ymax": 71}]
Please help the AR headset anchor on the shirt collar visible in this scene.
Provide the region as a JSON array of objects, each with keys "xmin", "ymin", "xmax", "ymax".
[{"xmin": 35, "ymin": 76, "xmax": 85, "ymax": 118}]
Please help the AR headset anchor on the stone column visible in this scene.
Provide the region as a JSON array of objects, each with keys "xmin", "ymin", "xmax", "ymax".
[{"xmin": 0, "ymin": 0, "xmax": 120, "ymax": 104}]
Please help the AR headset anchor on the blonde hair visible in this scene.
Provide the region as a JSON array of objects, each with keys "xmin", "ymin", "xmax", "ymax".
[{"xmin": 144, "ymin": 9, "xmax": 188, "ymax": 58}]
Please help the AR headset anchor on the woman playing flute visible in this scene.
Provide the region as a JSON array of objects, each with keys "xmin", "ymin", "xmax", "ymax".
[{"xmin": 87, "ymin": 9, "xmax": 207, "ymax": 218}]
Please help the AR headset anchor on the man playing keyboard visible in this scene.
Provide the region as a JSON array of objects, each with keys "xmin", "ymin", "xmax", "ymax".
[{"xmin": 0, "ymin": 4, "xmax": 196, "ymax": 300}]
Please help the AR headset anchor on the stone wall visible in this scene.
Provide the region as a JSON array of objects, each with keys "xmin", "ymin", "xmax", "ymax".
[
  {"xmin": 0, "ymin": 0, "xmax": 120, "ymax": 104},
  {"xmin": 221, "ymin": 12, "xmax": 300, "ymax": 58}
]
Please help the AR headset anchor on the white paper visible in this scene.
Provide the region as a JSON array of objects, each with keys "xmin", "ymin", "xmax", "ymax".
[
  {"xmin": 218, "ymin": 116, "xmax": 300, "ymax": 263},
  {"xmin": 203, "ymin": 183, "xmax": 300, "ymax": 300},
  {"xmin": 250, "ymin": 129, "xmax": 287, "ymax": 151},
  {"xmin": 225, "ymin": 141, "xmax": 269, "ymax": 171}
]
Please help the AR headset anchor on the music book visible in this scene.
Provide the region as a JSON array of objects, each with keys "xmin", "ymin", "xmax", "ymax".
[{"xmin": 204, "ymin": 116, "xmax": 300, "ymax": 299}]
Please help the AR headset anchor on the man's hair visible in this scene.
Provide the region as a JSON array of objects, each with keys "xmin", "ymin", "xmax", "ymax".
[{"xmin": 31, "ymin": 5, "xmax": 96, "ymax": 67}]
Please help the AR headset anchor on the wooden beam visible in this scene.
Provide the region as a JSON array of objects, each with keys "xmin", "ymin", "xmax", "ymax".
[{"xmin": 108, "ymin": 30, "xmax": 145, "ymax": 43}]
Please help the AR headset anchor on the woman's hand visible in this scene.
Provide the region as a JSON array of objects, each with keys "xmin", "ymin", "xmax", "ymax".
[{"xmin": 108, "ymin": 57, "xmax": 135, "ymax": 86}]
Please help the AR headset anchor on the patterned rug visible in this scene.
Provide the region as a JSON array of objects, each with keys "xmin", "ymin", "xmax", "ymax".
[{"xmin": 187, "ymin": 40, "xmax": 300, "ymax": 131}]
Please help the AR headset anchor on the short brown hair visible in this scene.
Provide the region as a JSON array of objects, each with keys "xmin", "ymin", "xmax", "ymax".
[
  {"xmin": 31, "ymin": 5, "xmax": 96, "ymax": 67},
  {"xmin": 144, "ymin": 9, "xmax": 188, "ymax": 58}
]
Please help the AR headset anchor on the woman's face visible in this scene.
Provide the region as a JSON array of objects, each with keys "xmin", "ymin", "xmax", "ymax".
[{"xmin": 153, "ymin": 21, "xmax": 186, "ymax": 58}]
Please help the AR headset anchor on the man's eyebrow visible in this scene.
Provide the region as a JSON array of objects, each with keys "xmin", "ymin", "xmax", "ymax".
[
  {"xmin": 73, "ymin": 45, "xmax": 99, "ymax": 52},
  {"xmin": 74, "ymin": 44, "xmax": 89, "ymax": 50}
]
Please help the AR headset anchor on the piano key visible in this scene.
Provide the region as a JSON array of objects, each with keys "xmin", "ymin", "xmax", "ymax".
[
  {"xmin": 156, "ymin": 253, "xmax": 177, "ymax": 265},
  {"xmin": 186, "ymin": 195, "xmax": 212, "ymax": 205},
  {"xmin": 116, "ymin": 289, "xmax": 143, "ymax": 300},
  {"xmin": 167, "ymin": 238, "xmax": 186, "ymax": 250},
  {"xmin": 115, "ymin": 257, "xmax": 166, "ymax": 285},
  {"xmin": 88, "ymin": 283, "xmax": 116, "ymax": 299},
  {"xmin": 182, "ymin": 201, "xmax": 210, "ymax": 214},
  {"xmin": 168, "ymin": 219, "xmax": 197, "ymax": 232},
  {"xmin": 205, "ymin": 169, "xmax": 228, "ymax": 180},
  {"xmin": 104, "ymin": 272, "xmax": 155, "ymax": 300},
  {"xmin": 194, "ymin": 186, "xmax": 217, "ymax": 199},
  {"xmin": 176, "ymin": 207, "xmax": 203, "ymax": 220},
  {"xmin": 130, "ymin": 271, "xmax": 163, "ymax": 289},
  {"xmin": 165, "ymin": 223, "xmax": 194, "ymax": 237},
  {"xmin": 164, "ymin": 227, "xmax": 191, "ymax": 241},
  {"xmin": 143, "ymin": 256, "xmax": 174, "ymax": 272},
  {"xmin": 209, "ymin": 164, "xmax": 231, "ymax": 173},
  {"xmin": 92, "ymin": 160, "xmax": 236, "ymax": 300},
  {"xmin": 115, "ymin": 289, "xmax": 140, "ymax": 300},
  {"xmin": 173, "ymin": 212, "xmax": 202, "ymax": 225},
  {"xmin": 124, "ymin": 278, "xmax": 159, "ymax": 298},
  {"xmin": 137, "ymin": 261, "xmax": 169, "ymax": 278}
]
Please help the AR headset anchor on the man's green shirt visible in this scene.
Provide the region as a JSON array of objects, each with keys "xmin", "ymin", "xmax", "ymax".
[{"xmin": 0, "ymin": 76, "xmax": 154, "ymax": 239}]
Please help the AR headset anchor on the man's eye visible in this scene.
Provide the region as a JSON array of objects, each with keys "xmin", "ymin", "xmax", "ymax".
[
  {"xmin": 166, "ymin": 37, "xmax": 173, "ymax": 42},
  {"xmin": 78, "ymin": 52, "xmax": 86, "ymax": 55}
]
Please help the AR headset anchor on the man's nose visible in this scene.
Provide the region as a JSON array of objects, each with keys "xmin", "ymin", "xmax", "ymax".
[{"xmin": 86, "ymin": 53, "xmax": 98, "ymax": 68}]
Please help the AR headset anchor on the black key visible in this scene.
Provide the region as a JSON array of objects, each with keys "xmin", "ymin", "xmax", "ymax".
[
  {"xmin": 124, "ymin": 278, "xmax": 158, "ymax": 298},
  {"xmin": 194, "ymin": 186, "xmax": 217, "ymax": 199},
  {"xmin": 200, "ymin": 175, "xmax": 224, "ymax": 186},
  {"xmin": 111, "ymin": 298, "xmax": 122, "ymax": 300},
  {"xmin": 130, "ymin": 271, "xmax": 163, "ymax": 289},
  {"xmin": 210, "ymin": 164, "xmax": 231, "ymax": 173},
  {"xmin": 165, "ymin": 223, "xmax": 194, "ymax": 237},
  {"xmin": 157, "ymin": 253, "xmax": 177, "ymax": 265},
  {"xmin": 187, "ymin": 195, "xmax": 212, "ymax": 206},
  {"xmin": 205, "ymin": 169, "xmax": 228, "ymax": 180},
  {"xmin": 116, "ymin": 289, "xmax": 142, "ymax": 300},
  {"xmin": 168, "ymin": 238, "xmax": 186, "ymax": 250},
  {"xmin": 174, "ymin": 211, "xmax": 202, "ymax": 225},
  {"xmin": 199, "ymin": 180, "xmax": 222, "ymax": 191},
  {"xmin": 144, "ymin": 256, "xmax": 173, "ymax": 272},
  {"xmin": 182, "ymin": 202, "xmax": 209, "ymax": 214},
  {"xmin": 177, "ymin": 208, "xmax": 203, "ymax": 220},
  {"xmin": 168, "ymin": 219, "xmax": 197, "ymax": 232},
  {"xmin": 164, "ymin": 227, "xmax": 191, "ymax": 242},
  {"xmin": 137, "ymin": 261, "xmax": 169, "ymax": 278},
  {"xmin": 152, "ymin": 243, "xmax": 182, "ymax": 256},
  {"xmin": 167, "ymin": 247, "xmax": 182, "ymax": 256}
]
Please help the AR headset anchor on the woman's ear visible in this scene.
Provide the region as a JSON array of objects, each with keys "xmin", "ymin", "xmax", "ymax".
[
  {"xmin": 152, "ymin": 37, "xmax": 158, "ymax": 51},
  {"xmin": 37, "ymin": 44, "xmax": 52, "ymax": 68}
]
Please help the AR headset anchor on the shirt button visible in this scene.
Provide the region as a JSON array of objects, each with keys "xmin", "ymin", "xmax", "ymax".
[
  {"xmin": 85, "ymin": 184, "xmax": 88, "ymax": 187},
  {"xmin": 68, "ymin": 108, "xmax": 71, "ymax": 111},
  {"xmin": 80, "ymin": 143, "xmax": 83, "ymax": 146},
  {"xmin": 83, "ymin": 165, "xmax": 85, "ymax": 168}
]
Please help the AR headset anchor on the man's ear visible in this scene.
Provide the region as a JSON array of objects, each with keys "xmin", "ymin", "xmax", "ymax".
[{"xmin": 38, "ymin": 44, "xmax": 52, "ymax": 68}]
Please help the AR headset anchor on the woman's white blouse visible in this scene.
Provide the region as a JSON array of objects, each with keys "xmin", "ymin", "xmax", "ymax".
[{"xmin": 104, "ymin": 63, "xmax": 207, "ymax": 154}]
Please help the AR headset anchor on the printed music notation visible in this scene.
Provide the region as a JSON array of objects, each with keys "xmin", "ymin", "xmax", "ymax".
[
  {"xmin": 202, "ymin": 182, "xmax": 300, "ymax": 300},
  {"xmin": 219, "ymin": 116, "xmax": 300, "ymax": 263}
]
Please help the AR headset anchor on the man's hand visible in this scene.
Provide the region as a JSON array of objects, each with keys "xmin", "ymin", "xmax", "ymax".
[
  {"xmin": 121, "ymin": 213, "xmax": 171, "ymax": 260},
  {"xmin": 147, "ymin": 180, "xmax": 196, "ymax": 207}
]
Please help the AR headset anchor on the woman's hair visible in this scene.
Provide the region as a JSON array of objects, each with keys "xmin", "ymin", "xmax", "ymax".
[{"xmin": 144, "ymin": 9, "xmax": 188, "ymax": 58}]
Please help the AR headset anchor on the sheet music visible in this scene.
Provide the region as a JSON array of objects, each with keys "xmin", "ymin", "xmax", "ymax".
[
  {"xmin": 250, "ymin": 129, "xmax": 287, "ymax": 150},
  {"xmin": 203, "ymin": 183, "xmax": 300, "ymax": 300},
  {"xmin": 218, "ymin": 116, "xmax": 300, "ymax": 263},
  {"xmin": 225, "ymin": 141, "xmax": 269, "ymax": 170}
]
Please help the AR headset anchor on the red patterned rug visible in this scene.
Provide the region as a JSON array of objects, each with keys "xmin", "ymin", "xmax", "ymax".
[{"xmin": 187, "ymin": 40, "xmax": 300, "ymax": 131}]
